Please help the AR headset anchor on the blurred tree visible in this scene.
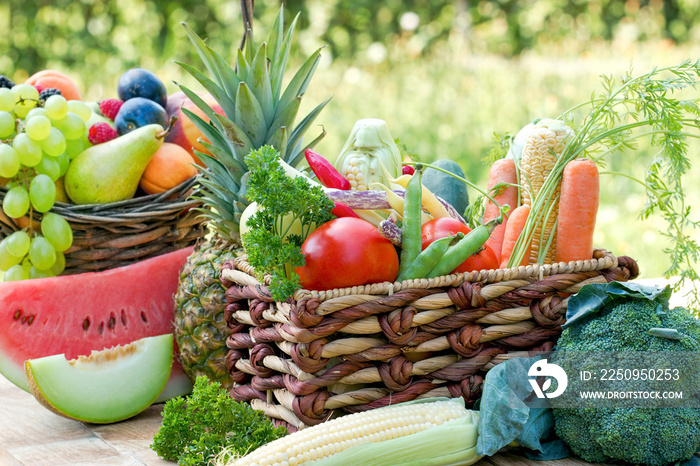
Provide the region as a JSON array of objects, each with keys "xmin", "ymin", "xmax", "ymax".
[{"xmin": 3, "ymin": 0, "xmax": 699, "ymax": 87}]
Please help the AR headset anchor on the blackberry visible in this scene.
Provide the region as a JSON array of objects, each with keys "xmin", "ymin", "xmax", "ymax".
[
  {"xmin": 39, "ymin": 88, "xmax": 62, "ymax": 102},
  {"xmin": 0, "ymin": 75, "xmax": 14, "ymax": 89}
]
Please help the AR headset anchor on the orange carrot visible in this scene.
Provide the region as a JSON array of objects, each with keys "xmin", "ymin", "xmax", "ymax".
[
  {"xmin": 555, "ymin": 158, "xmax": 599, "ymax": 263},
  {"xmin": 483, "ymin": 159, "xmax": 518, "ymax": 263},
  {"xmin": 500, "ymin": 204, "xmax": 531, "ymax": 268}
]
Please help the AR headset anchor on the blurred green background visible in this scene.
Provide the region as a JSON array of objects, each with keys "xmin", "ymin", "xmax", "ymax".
[{"xmin": 3, "ymin": 0, "xmax": 700, "ymax": 280}]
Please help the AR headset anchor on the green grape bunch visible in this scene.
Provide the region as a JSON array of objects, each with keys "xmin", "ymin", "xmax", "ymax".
[{"xmin": 0, "ymin": 78, "xmax": 82, "ymax": 282}]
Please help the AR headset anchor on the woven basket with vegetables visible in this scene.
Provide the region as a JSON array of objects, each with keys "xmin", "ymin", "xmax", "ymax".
[{"xmin": 166, "ymin": 4, "xmax": 700, "ymax": 438}]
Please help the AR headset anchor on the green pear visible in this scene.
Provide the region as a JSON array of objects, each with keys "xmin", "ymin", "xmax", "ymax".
[{"xmin": 65, "ymin": 124, "xmax": 166, "ymax": 204}]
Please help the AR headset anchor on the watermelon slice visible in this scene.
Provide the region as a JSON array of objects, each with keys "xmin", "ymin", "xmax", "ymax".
[{"xmin": 0, "ymin": 247, "xmax": 194, "ymax": 400}]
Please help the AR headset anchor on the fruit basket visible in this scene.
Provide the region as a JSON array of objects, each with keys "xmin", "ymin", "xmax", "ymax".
[
  {"xmin": 219, "ymin": 248, "xmax": 639, "ymax": 430},
  {"xmin": 0, "ymin": 176, "xmax": 205, "ymax": 274}
]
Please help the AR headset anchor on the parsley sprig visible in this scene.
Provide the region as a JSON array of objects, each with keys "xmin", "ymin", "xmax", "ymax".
[
  {"xmin": 507, "ymin": 60, "xmax": 700, "ymax": 306},
  {"xmin": 151, "ymin": 376, "xmax": 287, "ymax": 466},
  {"xmin": 243, "ymin": 146, "xmax": 335, "ymax": 301}
]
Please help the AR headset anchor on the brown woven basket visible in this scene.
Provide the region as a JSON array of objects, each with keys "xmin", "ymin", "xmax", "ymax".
[
  {"xmin": 0, "ymin": 176, "xmax": 206, "ymax": 274},
  {"xmin": 219, "ymin": 248, "xmax": 639, "ymax": 431}
]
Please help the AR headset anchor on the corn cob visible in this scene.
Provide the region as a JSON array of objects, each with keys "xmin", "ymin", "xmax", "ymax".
[
  {"xmin": 519, "ymin": 120, "xmax": 573, "ymax": 264},
  {"xmin": 227, "ymin": 397, "xmax": 480, "ymax": 466},
  {"xmin": 334, "ymin": 118, "xmax": 402, "ymax": 191}
]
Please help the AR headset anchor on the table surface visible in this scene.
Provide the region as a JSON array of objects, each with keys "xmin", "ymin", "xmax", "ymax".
[{"xmin": 0, "ymin": 374, "xmax": 604, "ymax": 466}]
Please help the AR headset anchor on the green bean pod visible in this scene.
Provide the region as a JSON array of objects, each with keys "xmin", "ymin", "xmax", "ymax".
[
  {"xmin": 426, "ymin": 217, "xmax": 502, "ymax": 278},
  {"xmin": 398, "ymin": 232, "xmax": 464, "ymax": 282},
  {"xmin": 398, "ymin": 165, "xmax": 423, "ymax": 276}
]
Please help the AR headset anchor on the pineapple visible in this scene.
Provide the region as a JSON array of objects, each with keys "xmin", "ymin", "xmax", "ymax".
[{"xmin": 172, "ymin": 7, "xmax": 330, "ymax": 388}]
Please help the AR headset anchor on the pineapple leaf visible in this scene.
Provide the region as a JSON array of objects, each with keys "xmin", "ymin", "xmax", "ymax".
[
  {"xmin": 181, "ymin": 22, "xmax": 227, "ymax": 88},
  {"xmin": 288, "ymin": 125, "xmax": 328, "ymax": 168},
  {"xmin": 265, "ymin": 97, "xmax": 300, "ymax": 142},
  {"xmin": 266, "ymin": 125, "xmax": 288, "ymax": 161},
  {"xmin": 235, "ymin": 82, "xmax": 267, "ymax": 147},
  {"xmin": 236, "ymin": 49, "xmax": 251, "ymax": 83},
  {"xmin": 195, "ymin": 147, "xmax": 244, "ymax": 184},
  {"xmin": 270, "ymin": 11, "xmax": 300, "ymax": 103},
  {"xmin": 276, "ymin": 48, "xmax": 324, "ymax": 120},
  {"xmin": 175, "ymin": 62, "xmax": 236, "ymax": 118},
  {"xmin": 249, "ymin": 42, "xmax": 275, "ymax": 128},
  {"xmin": 286, "ymin": 97, "xmax": 332, "ymax": 164},
  {"xmin": 242, "ymin": 21, "xmax": 255, "ymax": 67},
  {"xmin": 178, "ymin": 85, "xmax": 220, "ymax": 122},
  {"xmin": 196, "ymin": 166, "xmax": 240, "ymax": 199},
  {"xmin": 210, "ymin": 112, "xmax": 255, "ymax": 158},
  {"xmin": 197, "ymin": 182, "xmax": 237, "ymax": 209},
  {"xmin": 179, "ymin": 106, "xmax": 229, "ymax": 151},
  {"xmin": 206, "ymin": 46, "xmax": 243, "ymax": 100},
  {"xmin": 198, "ymin": 140, "xmax": 247, "ymax": 178}
]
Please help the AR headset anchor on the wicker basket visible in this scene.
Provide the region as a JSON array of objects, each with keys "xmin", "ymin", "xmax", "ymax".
[
  {"xmin": 0, "ymin": 176, "xmax": 206, "ymax": 274},
  {"xmin": 219, "ymin": 249, "xmax": 639, "ymax": 431}
]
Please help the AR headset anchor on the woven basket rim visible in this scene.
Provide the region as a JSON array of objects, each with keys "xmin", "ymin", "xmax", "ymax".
[
  {"xmin": 0, "ymin": 175, "xmax": 201, "ymax": 222},
  {"xmin": 222, "ymin": 248, "xmax": 626, "ymax": 301}
]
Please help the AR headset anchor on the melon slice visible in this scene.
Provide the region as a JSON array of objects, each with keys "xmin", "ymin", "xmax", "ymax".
[
  {"xmin": 26, "ymin": 334, "xmax": 173, "ymax": 423},
  {"xmin": 0, "ymin": 247, "xmax": 194, "ymax": 399}
]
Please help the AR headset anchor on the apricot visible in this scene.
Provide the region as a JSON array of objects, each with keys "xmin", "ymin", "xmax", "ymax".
[
  {"xmin": 164, "ymin": 91, "xmax": 224, "ymax": 165},
  {"xmin": 139, "ymin": 143, "xmax": 198, "ymax": 194},
  {"xmin": 26, "ymin": 70, "xmax": 82, "ymax": 101}
]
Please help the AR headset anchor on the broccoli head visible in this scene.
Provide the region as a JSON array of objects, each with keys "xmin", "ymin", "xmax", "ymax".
[{"xmin": 551, "ymin": 282, "xmax": 700, "ymax": 465}]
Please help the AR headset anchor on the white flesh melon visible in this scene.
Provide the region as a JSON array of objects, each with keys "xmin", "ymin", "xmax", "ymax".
[{"xmin": 25, "ymin": 334, "xmax": 173, "ymax": 424}]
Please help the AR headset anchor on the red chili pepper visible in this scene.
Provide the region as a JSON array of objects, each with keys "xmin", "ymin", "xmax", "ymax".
[
  {"xmin": 305, "ymin": 149, "xmax": 351, "ymax": 190},
  {"xmin": 402, "ymin": 165, "xmax": 415, "ymax": 176},
  {"xmin": 331, "ymin": 201, "xmax": 360, "ymax": 218}
]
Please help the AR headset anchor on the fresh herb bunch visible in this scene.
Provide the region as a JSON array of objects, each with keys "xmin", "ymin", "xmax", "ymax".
[
  {"xmin": 243, "ymin": 145, "xmax": 335, "ymax": 301},
  {"xmin": 502, "ymin": 61, "xmax": 700, "ymax": 305},
  {"xmin": 151, "ymin": 376, "xmax": 287, "ymax": 466}
]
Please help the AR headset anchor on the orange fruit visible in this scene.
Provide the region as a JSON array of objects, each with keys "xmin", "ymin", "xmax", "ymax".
[
  {"xmin": 139, "ymin": 143, "xmax": 198, "ymax": 195},
  {"xmin": 26, "ymin": 70, "xmax": 82, "ymax": 101}
]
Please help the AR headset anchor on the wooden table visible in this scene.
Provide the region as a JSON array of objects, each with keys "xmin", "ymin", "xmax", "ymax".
[
  {"xmin": 0, "ymin": 373, "xmax": 603, "ymax": 466},
  {"xmin": 0, "ymin": 374, "xmax": 169, "ymax": 465}
]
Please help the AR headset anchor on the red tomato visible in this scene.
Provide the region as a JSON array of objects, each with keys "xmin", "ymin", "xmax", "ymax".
[
  {"xmin": 454, "ymin": 242, "xmax": 500, "ymax": 273},
  {"xmin": 421, "ymin": 218, "xmax": 471, "ymax": 250},
  {"xmin": 421, "ymin": 217, "xmax": 500, "ymax": 273},
  {"xmin": 296, "ymin": 217, "xmax": 399, "ymax": 291}
]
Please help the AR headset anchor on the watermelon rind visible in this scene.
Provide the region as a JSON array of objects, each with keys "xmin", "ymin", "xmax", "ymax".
[{"xmin": 0, "ymin": 247, "xmax": 193, "ymax": 398}]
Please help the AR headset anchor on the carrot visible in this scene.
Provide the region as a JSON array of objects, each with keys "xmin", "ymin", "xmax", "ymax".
[
  {"xmin": 483, "ymin": 159, "xmax": 518, "ymax": 263},
  {"xmin": 555, "ymin": 158, "xmax": 599, "ymax": 263},
  {"xmin": 500, "ymin": 204, "xmax": 531, "ymax": 268}
]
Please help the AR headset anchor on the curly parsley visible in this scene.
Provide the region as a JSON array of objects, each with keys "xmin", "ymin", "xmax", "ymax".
[
  {"xmin": 151, "ymin": 376, "xmax": 287, "ymax": 466},
  {"xmin": 243, "ymin": 146, "xmax": 335, "ymax": 301}
]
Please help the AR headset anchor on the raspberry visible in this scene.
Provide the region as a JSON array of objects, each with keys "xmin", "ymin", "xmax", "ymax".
[
  {"xmin": 88, "ymin": 122, "xmax": 118, "ymax": 145},
  {"xmin": 99, "ymin": 99, "xmax": 124, "ymax": 121},
  {"xmin": 33, "ymin": 84, "xmax": 45, "ymax": 93},
  {"xmin": 0, "ymin": 75, "xmax": 15, "ymax": 89},
  {"xmin": 402, "ymin": 165, "xmax": 416, "ymax": 176},
  {"xmin": 39, "ymin": 88, "xmax": 62, "ymax": 102}
]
